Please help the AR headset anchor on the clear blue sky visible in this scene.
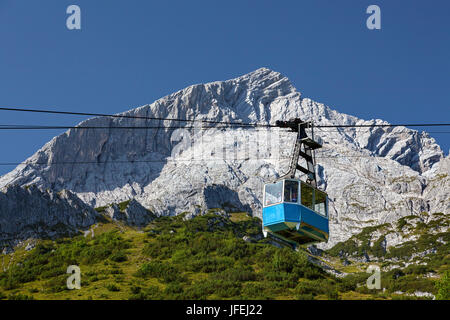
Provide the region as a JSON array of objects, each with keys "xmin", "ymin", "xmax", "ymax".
[{"xmin": 0, "ymin": 0, "xmax": 449, "ymax": 176}]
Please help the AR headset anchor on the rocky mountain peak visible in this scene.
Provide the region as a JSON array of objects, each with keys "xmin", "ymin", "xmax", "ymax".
[{"xmin": 0, "ymin": 68, "xmax": 447, "ymax": 249}]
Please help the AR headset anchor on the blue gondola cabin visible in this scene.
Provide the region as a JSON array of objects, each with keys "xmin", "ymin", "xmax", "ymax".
[{"xmin": 262, "ymin": 179, "xmax": 329, "ymax": 246}]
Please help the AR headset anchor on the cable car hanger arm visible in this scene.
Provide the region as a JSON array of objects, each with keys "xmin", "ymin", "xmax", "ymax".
[{"xmin": 276, "ymin": 118, "xmax": 322, "ymax": 187}]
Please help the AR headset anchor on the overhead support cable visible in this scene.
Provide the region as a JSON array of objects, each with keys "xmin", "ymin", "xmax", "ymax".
[
  {"xmin": 0, "ymin": 107, "xmax": 276, "ymax": 128},
  {"xmin": 0, "ymin": 107, "xmax": 449, "ymax": 129}
]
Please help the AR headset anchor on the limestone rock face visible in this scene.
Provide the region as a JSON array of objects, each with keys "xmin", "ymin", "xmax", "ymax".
[
  {"xmin": 104, "ymin": 204, "xmax": 123, "ymax": 221},
  {"xmin": 0, "ymin": 185, "xmax": 98, "ymax": 248},
  {"xmin": 123, "ymin": 200, "xmax": 155, "ymax": 226},
  {"xmin": 104, "ymin": 200, "xmax": 155, "ymax": 227},
  {"xmin": 0, "ymin": 68, "xmax": 447, "ymax": 249}
]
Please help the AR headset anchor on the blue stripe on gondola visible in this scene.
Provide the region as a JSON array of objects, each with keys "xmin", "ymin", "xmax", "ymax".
[{"xmin": 262, "ymin": 203, "xmax": 329, "ymax": 234}]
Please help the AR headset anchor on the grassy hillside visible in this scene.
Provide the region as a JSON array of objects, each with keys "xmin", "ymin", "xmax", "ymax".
[
  {"xmin": 325, "ymin": 212, "xmax": 449, "ymax": 298},
  {"xmin": 0, "ymin": 212, "xmax": 448, "ymax": 300}
]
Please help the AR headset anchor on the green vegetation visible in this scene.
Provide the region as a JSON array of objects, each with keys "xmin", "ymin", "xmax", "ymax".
[
  {"xmin": 328, "ymin": 224, "xmax": 390, "ymax": 258},
  {"xmin": 435, "ymin": 270, "xmax": 450, "ymax": 300},
  {"xmin": 94, "ymin": 206, "xmax": 108, "ymax": 213},
  {"xmin": 0, "ymin": 231, "xmax": 131, "ymax": 292},
  {"xmin": 329, "ymin": 214, "xmax": 449, "ymax": 262},
  {"xmin": 326, "ymin": 212, "xmax": 449, "ymax": 299},
  {"xmin": 118, "ymin": 200, "xmax": 131, "ymax": 212},
  {"xmin": 0, "ymin": 211, "xmax": 447, "ymax": 300},
  {"xmin": 0, "ymin": 213, "xmax": 342, "ymax": 300}
]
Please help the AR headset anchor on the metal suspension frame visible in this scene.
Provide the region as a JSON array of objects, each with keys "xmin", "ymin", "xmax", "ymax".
[{"xmin": 275, "ymin": 118, "xmax": 322, "ymax": 187}]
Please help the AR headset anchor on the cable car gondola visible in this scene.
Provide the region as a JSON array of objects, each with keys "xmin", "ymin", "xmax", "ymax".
[{"xmin": 262, "ymin": 119, "xmax": 329, "ymax": 248}]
